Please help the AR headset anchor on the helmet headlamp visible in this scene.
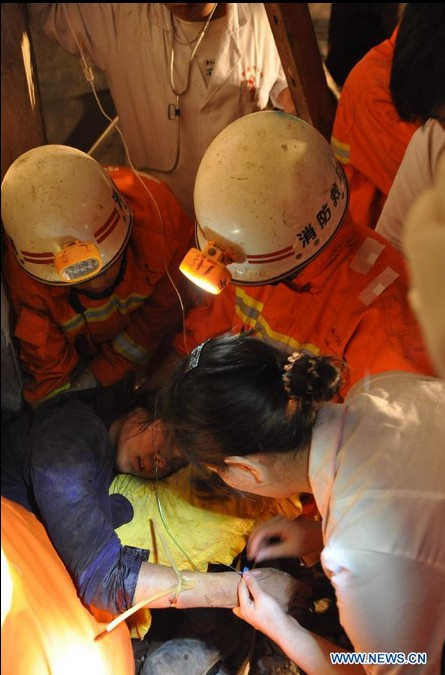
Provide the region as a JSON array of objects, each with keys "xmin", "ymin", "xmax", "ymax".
[
  {"xmin": 183, "ymin": 111, "xmax": 348, "ymax": 293},
  {"xmin": 54, "ymin": 241, "xmax": 103, "ymax": 283},
  {"xmin": 180, "ymin": 242, "xmax": 232, "ymax": 295},
  {"xmin": 1, "ymin": 145, "xmax": 132, "ymax": 285}
]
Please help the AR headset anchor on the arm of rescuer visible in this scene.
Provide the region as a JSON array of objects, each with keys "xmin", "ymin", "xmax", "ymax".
[{"xmin": 133, "ymin": 286, "xmax": 238, "ymax": 391}]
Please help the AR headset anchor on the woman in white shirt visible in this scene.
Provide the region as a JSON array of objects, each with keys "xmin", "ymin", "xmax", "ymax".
[{"xmin": 160, "ymin": 331, "xmax": 445, "ymax": 674}]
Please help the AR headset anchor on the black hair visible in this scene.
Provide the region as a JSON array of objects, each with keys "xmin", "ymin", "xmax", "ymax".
[
  {"xmin": 390, "ymin": 4, "xmax": 445, "ymax": 123},
  {"xmin": 159, "ymin": 331, "xmax": 344, "ymax": 469},
  {"xmin": 127, "ymin": 386, "xmax": 163, "ymax": 437},
  {"xmin": 326, "ymin": 3, "xmax": 399, "ymax": 88}
]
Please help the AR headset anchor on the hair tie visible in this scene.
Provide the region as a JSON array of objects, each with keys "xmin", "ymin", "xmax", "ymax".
[{"xmin": 282, "ymin": 351, "xmax": 303, "ymax": 397}]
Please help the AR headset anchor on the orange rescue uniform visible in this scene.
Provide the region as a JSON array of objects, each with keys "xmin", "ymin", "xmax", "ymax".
[
  {"xmin": 173, "ymin": 215, "xmax": 435, "ymax": 398},
  {"xmin": 3, "ymin": 168, "xmax": 194, "ymax": 405},
  {"xmin": 331, "ymin": 28, "xmax": 419, "ymax": 230},
  {"xmin": 1, "ymin": 497, "xmax": 134, "ymax": 675}
]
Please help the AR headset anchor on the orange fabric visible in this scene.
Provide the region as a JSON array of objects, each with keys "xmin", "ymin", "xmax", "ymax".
[
  {"xmin": 331, "ymin": 28, "xmax": 419, "ymax": 229},
  {"xmin": 3, "ymin": 168, "xmax": 194, "ymax": 404},
  {"xmin": 173, "ymin": 215, "xmax": 435, "ymax": 398},
  {"xmin": 1, "ymin": 497, "xmax": 134, "ymax": 675}
]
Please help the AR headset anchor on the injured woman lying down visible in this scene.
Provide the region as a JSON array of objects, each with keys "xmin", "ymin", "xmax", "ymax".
[{"xmin": 1, "ymin": 377, "xmax": 312, "ymax": 654}]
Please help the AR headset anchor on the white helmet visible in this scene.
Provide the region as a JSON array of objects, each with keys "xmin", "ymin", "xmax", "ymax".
[
  {"xmin": 1, "ymin": 145, "xmax": 132, "ymax": 285},
  {"xmin": 192, "ymin": 111, "xmax": 348, "ymax": 285}
]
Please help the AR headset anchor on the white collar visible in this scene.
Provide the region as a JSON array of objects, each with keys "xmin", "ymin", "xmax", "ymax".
[{"xmin": 309, "ymin": 403, "xmax": 347, "ymax": 525}]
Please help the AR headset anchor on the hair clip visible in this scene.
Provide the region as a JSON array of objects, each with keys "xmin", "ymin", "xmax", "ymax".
[
  {"xmin": 185, "ymin": 339, "xmax": 209, "ymax": 372},
  {"xmin": 282, "ymin": 350, "xmax": 303, "ymax": 397}
]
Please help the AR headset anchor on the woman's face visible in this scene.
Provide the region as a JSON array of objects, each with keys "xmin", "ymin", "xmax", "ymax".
[{"xmin": 114, "ymin": 410, "xmax": 186, "ymax": 479}]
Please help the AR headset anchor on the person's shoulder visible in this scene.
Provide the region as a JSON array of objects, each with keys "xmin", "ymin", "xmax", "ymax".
[
  {"xmin": 107, "ymin": 166, "xmax": 175, "ymax": 202},
  {"xmin": 344, "ymin": 215, "xmax": 407, "ymax": 261},
  {"xmin": 230, "ymin": 3, "xmax": 269, "ymax": 23},
  {"xmin": 27, "ymin": 396, "xmax": 111, "ymax": 457},
  {"xmin": 35, "ymin": 393, "xmax": 95, "ymax": 420},
  {"xmin": 408, "ymin": 119, "xmax": 445, "ymax": 153},
  {"xmin": 146, "ymin": 3, "xmax": 169, "ymax": 23},
  {"xmin": 340, "ymin": 34, "xmax": 394, "ymax": 97},
  {"xmin": 396, "ymin": 119, "xmax": 445, "ymax": 185},
  {"xmin": 243, "ymin": 2, "xmax": 268, "ymax": 10},
  {"xmin": 85, "ymin": 376, "xmax": 137, "ymax": 426},
  {"xmin": 421, "ymin": 119, "xmax": 445, "ymax": 158},
  {"xmin": 233, "ymin": 3, "xmax": 267, "ymax": 12},
  {"xmin": 104, "ymin": 165, "xmax": 137, "ymax": 186},
  {"xmin": 43, "ymin": 380, "xmax": 135, "ymax": 422},
  {"xmin": 347, "ymin": 370, "xmax": 444, "ymax": 400},
  {"xmin": 112, "ymin": 167, "xmax": 193, "ymax": 237}
]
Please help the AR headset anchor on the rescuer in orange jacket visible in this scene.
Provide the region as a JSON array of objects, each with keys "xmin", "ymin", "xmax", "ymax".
[
  {"xmin": 1, "ymin": 145, "xmax": 195, "ymax": 406},
  {"xmin": 167, "ymin": 111, "xmax": 436, "ymax": 398},
  {"xmin": 330, "ymin": 24, "xmax": 419, "ymax": 230},
  {"xmin": 1, "ymin": 497, "xmax": 136, "ymax": 675}
]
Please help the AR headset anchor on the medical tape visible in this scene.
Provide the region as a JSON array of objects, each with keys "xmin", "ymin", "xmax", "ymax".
[
  {"xmin": 349, "ymin": 237, "xmax": 385, "ymax": 274},
  {"xmin": 358, "ymin": 267, "xmax": 399, "ymax": 306}
]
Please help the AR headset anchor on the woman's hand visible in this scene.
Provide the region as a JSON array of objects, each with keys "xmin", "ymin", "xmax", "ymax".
[
  {"xmin": 233, "ymin": 571, "xmax": 290, "ymax": 638},
  {"xmin": 247, "ymin": 515, "xmax": 323, "ymax": 563},
  {"xmin": 253, "ymin": 567, "xmax": 311, "ymax": 613}
]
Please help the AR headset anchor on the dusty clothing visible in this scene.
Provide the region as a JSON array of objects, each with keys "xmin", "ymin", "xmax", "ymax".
[
  {"xmin": 29, "ymin": 3, "xmax": 289, "ymax": 220},
  {"xmin": 1, "ymin": 383, "xmax": 148, "ymax": 614},
  {"xmin": 311, "ymin": 371, "xmax": 445, "ymax": 672},
  {"xmin": 1, "ymin": 497, "xmax": 135, "ymax": 674},
  {"xmin": 331, "ymin": 28, "xmax": 418, "ymax": 230},
  {"xmin": 172, "ymin": 215, "xmax": 435, "ymax": 396},
  {"xmin": 376, "ymin": 119, "xmax": 445, "ymax": 250},
  {"xmin": 3, "ymin": 167, "xmax": 194, "ymax": 405}
]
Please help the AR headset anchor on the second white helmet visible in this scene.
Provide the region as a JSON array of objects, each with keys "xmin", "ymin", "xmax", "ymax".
[
  {"xmin": 193, "ymin": 111, "xmax": 348, "ymax": 285},
  {"xmin": 1, "ymin": 144, "xmax": 132, "ymax": 285}
]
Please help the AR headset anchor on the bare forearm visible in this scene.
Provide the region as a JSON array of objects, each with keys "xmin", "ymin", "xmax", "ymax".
[
  {"xmin": 134, "ymin": 564, "xmax": 302, "ymax": 611},
  {"xmin": 134, "ymin": 563, "xmax": 239, "ymax": 609}
]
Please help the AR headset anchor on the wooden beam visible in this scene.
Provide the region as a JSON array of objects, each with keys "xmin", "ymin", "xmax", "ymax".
[
  {"xmin": 1, "ymin": 3, "xmax": 46, "ymax": 179},
  {"xmin": 1, "ymin": 3, "xmax": 47, "ymax": 411},
  {"xmin": 264, "ymin": 3, "xmax": 337, "ymax": 140}
]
